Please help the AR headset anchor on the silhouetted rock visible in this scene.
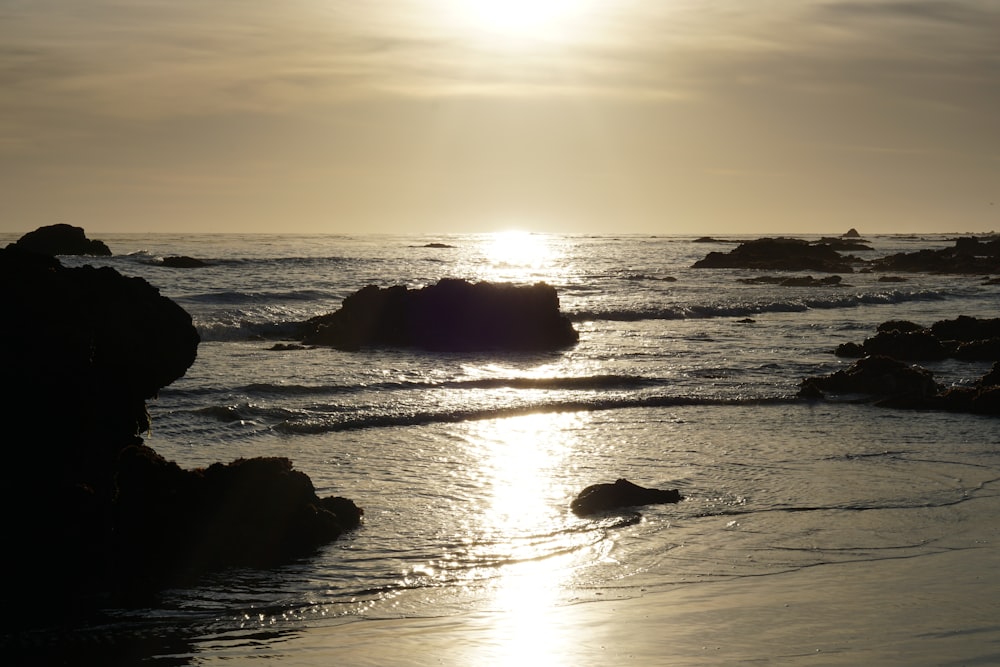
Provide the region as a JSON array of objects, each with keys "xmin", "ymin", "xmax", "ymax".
[
  {"xmin": 692, "ymin": 237, "xmax": 856, "ymax": 272},
  {"xmin": 422, "ymin": 242, "xmax": 456, "ymax": 248},
  {"xmin": 160, "ymin": 255, "xmax": 208, "ymax": 268},
  {"xmin": 843, "ymin": 228, "xmax": 861, "ymax": 238},
  {"xmin": 860, "ymin": 329, "xmax": 948, "ymax": 361},
  {"xmin": 114, "ymin": 447, "xmax": 362, "ymax": 593},
  {"xmin": 870, "ymin": 237, "xmax": 1000, "ymax": 273},
  {"xmin": 930, "ymin": 315, "xmax": 1000, "ymax": 343},
  {"xmin": 1, "ymin": 247, "xmax": 359, "ymax": 614},
  {"xmin": 570, "ymin": 478, "xmax": 682, "ymax": 516},
  {"xmin": 8, "ymin": 223, "xmax": 111, "ymax": 256},
  {"xmin": 298, "ymin": 278, "xmax": 579, "ymax": 351}
]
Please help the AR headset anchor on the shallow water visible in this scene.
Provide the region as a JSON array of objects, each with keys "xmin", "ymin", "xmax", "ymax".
[{"xmin": 1, "ymin": 232, "xmax": 997, "ymax": 663}]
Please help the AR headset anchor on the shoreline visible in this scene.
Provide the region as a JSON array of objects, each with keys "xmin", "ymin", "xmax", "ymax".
[{"xmin": 213, "ymin": 522, "xmax": 1000, "ymax": 666}]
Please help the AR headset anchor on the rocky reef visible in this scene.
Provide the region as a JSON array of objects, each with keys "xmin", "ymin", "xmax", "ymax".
[
  {"xmin": 297, "ymin": 278, "xmax": 579, "ymax": 351},
  {"xmin": 800, "ymin": 316, "xmax": 1000, "ymax": 415},
  {"xmin": 1, "ymin": 240, "xmax": 360, "ymax": 614}
]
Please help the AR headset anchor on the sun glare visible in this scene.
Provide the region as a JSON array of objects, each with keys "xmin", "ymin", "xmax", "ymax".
[
  {"xmin": 480, "ymin": 230, "xmax": 560, "ymax": 282},
  {"xmin": 448, "ymin": 0, "xmax": 591, "ymax": 40}
]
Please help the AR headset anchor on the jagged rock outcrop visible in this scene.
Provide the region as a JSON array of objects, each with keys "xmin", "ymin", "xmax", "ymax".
[
  {"xmin": 298, "ymin": 278, "xmax": 579, "ymax": 351},
  {"xmin": 692, "ymin": 238, "xmax": 856, "ymax": 272},
  {"xmin": 7, "ymin": 223, "xmax": 112, "ymax": 256},
  {"xmin": 1, "ymin": 246, "xmax": 360, "ymax": 613}
]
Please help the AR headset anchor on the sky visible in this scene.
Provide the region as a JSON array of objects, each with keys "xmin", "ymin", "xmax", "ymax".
[{"xmin": 1, "ymin": 0, "xmax": 998, "ymax": 235}]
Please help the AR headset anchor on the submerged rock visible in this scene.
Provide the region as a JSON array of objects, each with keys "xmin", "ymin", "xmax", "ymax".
[
  {"xmin": 571, "ymin": 478, "xmax": 682, "ymax": 516},
  {"xmin": 159, "ymin": 255, "xmax": 208, "ymax": 268},
  {"xmin": 298, "ymin": 278, "xmax": 579, "ymax": 351},
  {"xmin": 8, "ymin": 223, "xmax": 111, "ymax": 256},
  {"xmin": 737, "ymin": 275, "xmax": 844, "ymax": 287}
]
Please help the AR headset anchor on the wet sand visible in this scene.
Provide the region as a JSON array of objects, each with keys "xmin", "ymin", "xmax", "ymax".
[{"xmin": 234, "ymin": 520, "xmax": 999, "ymax": 666}]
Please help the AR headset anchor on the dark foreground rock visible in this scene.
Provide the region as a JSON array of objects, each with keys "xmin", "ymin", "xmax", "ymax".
[
  {"xmin": 298, "ymin": 278, "xmax": 579, "ymax": 351},
  {"xmin": 1, "ymin": 247, "xmax": 359, "ymax": 615},
  {"xmin": 692, "ymin": 237, "xmax": 857, "ymax": 272},
  {"xmin": 7, "ymin": 223, "xmax": 112, "ymax": 256},
  {"xmin": 571, "ymin": 478, "xmax": 682, "ymax": 516}
]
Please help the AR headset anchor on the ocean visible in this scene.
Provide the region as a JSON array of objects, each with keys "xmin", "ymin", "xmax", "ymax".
[{"xmin": 5, "ymin": 232, "xmax": 999, "ymax": 664}]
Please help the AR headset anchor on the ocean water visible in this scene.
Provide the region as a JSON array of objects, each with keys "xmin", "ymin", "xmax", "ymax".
[{"xmin": 5, "ymin": 232, "xmax": 999, "ymax": 663}]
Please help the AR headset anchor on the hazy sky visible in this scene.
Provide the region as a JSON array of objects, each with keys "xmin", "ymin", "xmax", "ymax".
[{"xmin": 2, "ymin": 0, "xmax": 998, "ymax": 235}]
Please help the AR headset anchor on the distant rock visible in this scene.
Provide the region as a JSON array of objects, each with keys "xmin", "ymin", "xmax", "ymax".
[
  {"xmin": 843, "ymin": 228, "xmax": 861, "ymax": 238},
  {"xmin": 692, "ymin": 237, "xmax": 856, "ymax": 272},
  {"xmin": 870, "ymin": 237, "xmax": 1000, "ymax": 274},
  {"xmin": 692, "ymin": 236, "xmax": 736, "ymax": 243},
  {"xmin": 8, "ymin": 223, "xmax": 111, "ymax": 256},
  {"xmin": 819, "ymin": 237, "xmax": 872, "ymax": 252},
  {"xmin": 877, "ymin": 276, "xmax": 908, "ymax": 282},
  {"xmin": 298, "ymin": 278, "xmax": 579, "ymax": 352},
  {"xmin": 571, "ymin": 478, "xmax": 682, "ymax": 516},
  {"xmin": 160, "ymin": 255, "xmax": 208, "ymax": 268},
  {"xmin": 422, "ymin": 242, "xmax": 456, "ymax": 249}
]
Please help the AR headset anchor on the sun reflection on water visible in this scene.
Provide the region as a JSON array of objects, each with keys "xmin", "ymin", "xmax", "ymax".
[
  {"xmin": 460, "ymin": 411, "xmax": 594, "ymax": 665},
  {"xmin": 478, "ymin": 230, "xmax": 564, "ymax": 283}
]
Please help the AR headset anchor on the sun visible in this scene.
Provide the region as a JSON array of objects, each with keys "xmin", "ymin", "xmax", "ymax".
[{"xmin": 448, "ymin": 0, "xmax": 590, "ymax": 40}]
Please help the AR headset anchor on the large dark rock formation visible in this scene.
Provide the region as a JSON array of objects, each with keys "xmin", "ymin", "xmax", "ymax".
[
  {"xmin": 298, "ymin": 278, "xmax": 579, "ymax": 351},
  {"xmin": 692, "ymin": 237, "xmax": 856, "ymax": 272},
  {"xmin": 1, "ymin": 247, "xmax": 360, "ymax": 614},
  {"xmin": 570, "ymin": 478, "xmax": 682, "ymax": 516},
  {"xmin": 7, "ymin": 223, "xmax": 112, "ymax": 256}
]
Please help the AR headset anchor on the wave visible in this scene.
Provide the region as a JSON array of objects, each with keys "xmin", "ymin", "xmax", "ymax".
[
  {"xmin": 166, "ymin": 374, "xmax": 663, "ymax": 402},
  {"xmin": 182, "ymin": 289, "xmax": 333, "ymax": 305},
  {"xmin": 272, "ymin": 394, "xmax": 797, "ymax": 434},
  {"xmin": 569, "ymin": 290, "xmax": 948, "ymax": 322}
]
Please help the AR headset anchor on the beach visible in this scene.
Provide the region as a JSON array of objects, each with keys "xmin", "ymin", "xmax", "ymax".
[
  {"xmin": 2, "ymin": 232, "xmax": 997, "ymax": 665},
  {"xmin": 248, "ymin": 511, "xmax": 1000, "ymax": 667}
]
